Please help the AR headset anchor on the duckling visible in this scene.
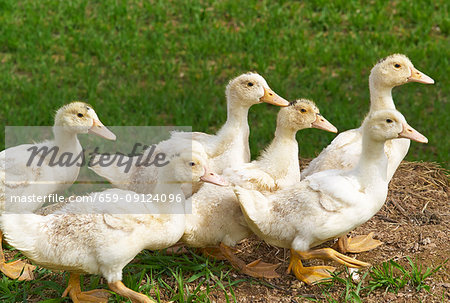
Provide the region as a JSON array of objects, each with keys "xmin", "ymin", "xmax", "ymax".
[
  {"xmin": 171, "ymin": 72, "xmax": 289, "ymax": 174},
  {"xmin": 234, "ymin": 109, "xmax": 428, "ymax": 284},
  {"xmin": 224, "ymin": 99, "xmax": 337, "ymax": 192},
  {"xmin": 181, "ymin": 99, "xmax": 336, "ymax": 279},
  {"xmin": 0, "ymin": 152, "xmax": 226, "ymax": 303},
  {"xmin": 90, "ymin": 73, "xmax": 289, "ymax": 195},
  {"xmin": 0, "ymin": 101, "xmax": 116, "ymax": 281},
  {"xmin": 90, "ymin": 139, "xmax": 211, "ymax": 198},
  {"xmin": 302, "ymin": 54, "xmax": 433, "ymax": 181},
  {"xmin": 301, "ymin": 54, "xmax": 434, "ymax": 253}
]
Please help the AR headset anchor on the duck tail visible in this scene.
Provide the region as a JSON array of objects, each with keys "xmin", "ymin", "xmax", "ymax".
[
  {"xmin": 232, "ymin": 186, "xmax": 271, "ymax": 224},
  {"xmin": 0, "ymin": 213, "xmax": 43, "ymax": 260}
]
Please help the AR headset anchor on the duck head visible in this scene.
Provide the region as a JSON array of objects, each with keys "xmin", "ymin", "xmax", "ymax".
[
  {"xmin": 225, "ymin": 72, "xmax": 289, "ymax": 108},
  {"xmin": 369, "ymin": 54, "xmax": 434, "ymax": 88},
  {"xmin": 278, "ymin": 99, "xmax": 338, "ymax": 133},
  {"xmin": 170, "ymin": 152, "xmax": 228, "ymax": 186},
  {"xmin": 363, "ymin": 109, "xmax": 428, "ymax": 143},
  {"xmin": 54, "ymin": 101, "xmax": 116, "ymax": 140}
]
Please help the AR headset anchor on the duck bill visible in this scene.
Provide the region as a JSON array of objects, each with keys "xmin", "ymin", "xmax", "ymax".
[
  {"xmin": 398, "ymin": 123, "xmax": 428, "ymax": 143},
  {"xmin": 311, "ymin": 114, "xmax": 338, "ymax": 133},
  {"xmin": 260, "ymin": 87, "xmax": 289, "ymax": 107},
  {"xmin": 200, "ymin": 167, "xmax": 228, "ymax": 186},
  {"xmin": 88, "ymin": 119, "xmax": 117, "ymax": 140},
  {"xmin": 407, "ymin": 66, "xmax": 434, "ymax": 84}
]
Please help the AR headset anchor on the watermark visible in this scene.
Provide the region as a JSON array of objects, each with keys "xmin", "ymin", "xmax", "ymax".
[
  {"xmin": 25, "ymin": 143, "xmax": 170, "ymax": 173},
  {"xmin": 3, "ymin": 126, "xmax": 193, "ymax": 214},
  {"xmin": 9, "ymin": 194, "xmax": 66, "ymax": 204},
  {"xmin": 5, "ymin": 192, "xmax": 187, "ymax": 215},
  {"xmin": 9, "ymin": 193, "xmax": 184, "ymax": 204}
]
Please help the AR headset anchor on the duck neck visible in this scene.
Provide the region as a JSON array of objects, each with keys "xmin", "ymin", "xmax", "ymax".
[
  {"xmin": 355, "ymin": 135, "xmax": 388, "ymax": 188},
  {"xmin": 213, "ymin": 100, "xmax": 251, "ymax": 164},
  {"xmin": 221, "ymin": 101, "xmax": 250, "ymax": 134},
  {"xmin": 52, "ymin": 126, "xmax": 82, "ymax": 153},
  {"xmin": 257, "ymin": 125, "xmax": 299, "ymax": 180},
  {"xmin": 269, "ymin": 126, "xmax": 298, "ymax": 156},
  {"xmin": 369, "ymin": 77, "xmax": 395, "ymax": 112}
]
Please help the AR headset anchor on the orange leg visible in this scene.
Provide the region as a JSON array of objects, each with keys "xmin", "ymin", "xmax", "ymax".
[
  {"xmin": 298, "ymin": 247, "xmax": 371, "ymax": 268},
  {"xmin": 108, "ymin": 280, "xmax": 156, "ymax": 303},
  {"xmin": 333, "ymin": 232, "xmax": 383, "ymax": 254},
  {"xmin": 199, "ymin": 245, "xmax": 230, "ymax": 260},
  {"xmin": 287, "ymin": 248, "xmax": 370, "ymax": 284},
  {"xmin": 219, "ymin": 243, "xmax": 280, "ymax": 279},
  {"xmin": 0, "ymin": 231, "xmax": 36, "ymax": 281},
  {"xmin": 287, "ymin": 249, "xmax": 336, "ymax": 285},
  {"xmin": 61, "ymin": 273, "xmax": 111, "ymax": 303}
]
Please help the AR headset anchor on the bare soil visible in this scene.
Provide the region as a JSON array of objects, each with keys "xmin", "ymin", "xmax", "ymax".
[{"xmin": 208, "ymin": 161, "xmax": 449, "ymax": 302}]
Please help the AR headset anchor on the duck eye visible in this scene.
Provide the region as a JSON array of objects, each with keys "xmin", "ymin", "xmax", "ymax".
[
  {"xmin": 247, "ymin": 82, "xmax": 254, "ymax": 87},
  {"xmin": 300, "ymin": 108, "xmax": 307, "ymax": 113},
  {"xmin": 189, "ymin": 162, "xmax": 196, "ymax": 167},
  {"xmin": 77, "ymin": 113, "xmax": 84, "ymax": 118},
  {"xmin": 386, "ymin": 119, "xmax": 393, "ymax": 123},
  {"xmin": 394, "ymin": 63, "xmax": 401, "ymax": 68}
]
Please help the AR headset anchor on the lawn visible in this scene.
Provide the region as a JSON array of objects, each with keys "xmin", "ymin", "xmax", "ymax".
[
  {"xmin": 0, "ymin": 0, "xmax": 448, "ymax": 165},
  {"xmin": 0, "ymin": 0, "xmax": 448, "ymax": 302}
]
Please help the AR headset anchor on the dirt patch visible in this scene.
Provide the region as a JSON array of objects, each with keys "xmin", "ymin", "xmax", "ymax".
[{"xmin": 208, "ymin": 161, "xmax": 449, "ymax": 302}]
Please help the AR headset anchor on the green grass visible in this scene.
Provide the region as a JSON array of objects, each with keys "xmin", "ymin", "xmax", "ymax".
[
  {"xmin": 0, "ymin": 248, "xmax": 242, "ymax": 302},
  {"xmin": 367, "ymin": 259, "xmax": 409, "ymax": 293},
  {"xmin": 126, "ymin": 249, "xmax": 243, "ymax": 302},
  {"xmin": 368, "ymin": 256, "xmax": 446, "ymax": 293},
  {"xmin": 305, "ymin": 257, "xmax": 446, "ymax": 302},
  {"xmin": 0, "ymin": 0, "xmax": 448, "ymax": 166},
  {"xmin": 1, "ymin": 252, "xmax": 443, "ymax": 302},
  {"xmin": 303, "ymin": 269, "xmax": 369, "ymax": 303}
]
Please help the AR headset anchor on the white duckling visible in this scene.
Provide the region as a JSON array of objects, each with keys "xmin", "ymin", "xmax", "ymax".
[
  {"xmin": 301, "ymin": 54, "xmax": 434, "ymax": 253},
  {"xmin": 302, "ymin": 54, "xmax": 433, "ymax": 180},
  {"xmin": 181, "ymin": 99, "xmax": 336, "ymax": 279},
  {"xmin": 0, "ymin": 152, "xmax": 226, "ymax": 303},
  {"xmin": 224, "ymin": 99, "xmax": 337, "ymax": 192},
  {"xmin": 89, "ymin": 72, "xmax": 289, "ymax": 196},
  {"xmin": 90, "ymin": 139, "xmax": 210, "ymax": 198},
  {"xmin": 0, "ymin": 101, "xmax": 116, "ymax": 281},
  {"xmin": 163, "ymin": 72, "xmax": 289, "ymax": 174},
  {"xmin": 234, "ymin": 109, "xmax": 428, "ymax": 284}
]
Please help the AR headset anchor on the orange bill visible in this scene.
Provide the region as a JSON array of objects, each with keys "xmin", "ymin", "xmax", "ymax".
[
  {"xmin": 260, "ymin": 87, "xmax": 289, "ymax": 107},
  {"xmin": 311, "ymin": 114, "xmax": 338, "ymax": 133},
  {"xmin": 407, "ymin": 66, "xmax": 434, "ymax": 84},
  {"xmin": 398, "ymin": 123, "xmax": 428, "ymax": 143},
  {"xmin": 88, "ymin": 119, "xmax": 117, "ymax": 140},
  {"xmin": 200, "ymin": 167, "xmax": 228, "ymax": 186}
]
